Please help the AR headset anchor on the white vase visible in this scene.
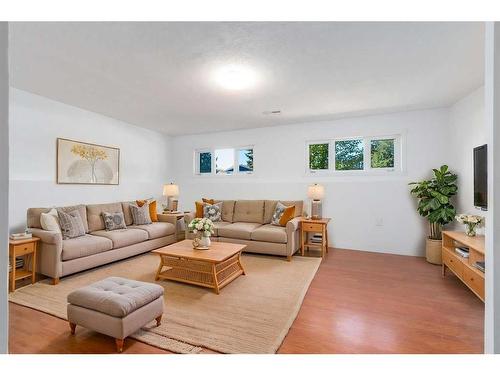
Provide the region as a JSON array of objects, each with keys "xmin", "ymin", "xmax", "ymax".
[{"xmin": 199, "ymin": 235, "xmax": 211, "ymax": 248}]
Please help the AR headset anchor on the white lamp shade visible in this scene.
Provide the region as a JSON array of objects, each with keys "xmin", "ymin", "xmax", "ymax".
[
  {"xmin": 163, "ymin": 184, "xmax": 179, "ymax": 197},
  {"xmin": 307, "ymin": 184, "xmax": 325, "ymax": 200}
]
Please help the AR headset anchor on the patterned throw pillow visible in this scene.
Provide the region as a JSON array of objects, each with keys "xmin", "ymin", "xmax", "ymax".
[
  {"xmin": 130, "ymin": 203, "xmax": 152, "ymax": 225},
  {"xmin": 271, "ymin": 202, "xmax": 296, "ymax": 227},
  {"xmin": 57, "ymin": 209, "xmax": 86, "ymax": 239},
  {"xmin": 102, "ymin": 212, "xmax": 127, "ymax": 231},
  {"xmin": 203, "ymin": 202, "xmax": 222, "ymax": 222}
]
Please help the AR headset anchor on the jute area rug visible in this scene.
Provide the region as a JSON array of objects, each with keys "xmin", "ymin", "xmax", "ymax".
[{"xmin": 9, "ymin": 252, "xmax": 321, "ymax": 354}]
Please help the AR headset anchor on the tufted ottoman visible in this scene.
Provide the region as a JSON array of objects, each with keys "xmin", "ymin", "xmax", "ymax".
[{"xmin": 67, "ymin": 276, "xmax": 164, "ymax": 352}]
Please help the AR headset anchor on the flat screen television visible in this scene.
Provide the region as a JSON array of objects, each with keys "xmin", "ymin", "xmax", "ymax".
[{"xmin": 473, "ymin": 144, "xmax": 488, "ymax": 210}]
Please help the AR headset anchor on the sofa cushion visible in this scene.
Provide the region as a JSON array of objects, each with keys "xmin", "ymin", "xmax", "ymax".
[
  {"xmin": 62, "ymin": 234, "xmax": 113, "ymax": 261},
  {"xmin": 102, "ymin": 212, "xmax": 127, "ymax": 231},
  {"xmin": 233, "ymin": 200, "xmax": 265, "ymax": 224},
  {"xmin": 212, "ymin": 221, "xmax": 231, "ymax": 236},
  {"xmin": 28, "ymin": 205, "xmax": 89, "ymax": 231},
  {"xmin": 57, "ymin": 209, "xmax": 86, "ymax": 240},
  {"xmin": 217, "ymin": 222, "xmax": 262, "ymax": 240},
  {"xmin": 264, "ymin": 200, "xmax": 304, "ymax": 224},
  {"xmin": 87, "ymin": 203, "xmax": 124, "ymax": 232},
  {"xmin": 67, "ymin": 276, "xmax": 164, "ymax": 318},
  {"xmin": 121, "ymin": 202, "xmax": 135, "ymax": 226},
  {"xmin": 129, "ymin": 222, "xmax": 175, "ymax": 239},
  {"xmin": 220, "ymin": 200, "xmax": 236, "ymax": 222},
  {"xmin": 251, "ymin": 224, "xmax": 288, "ymax": 244},
  {"xmin": 203, "ymin": 202, "xmax": 222, "ymax": 222},
  {"xmin": 91, "ymin": 228, "xmax": 148, "ymax": 248}
]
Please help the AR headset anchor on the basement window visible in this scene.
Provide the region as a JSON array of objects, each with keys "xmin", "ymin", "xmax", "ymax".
[
  {"xmin": 307, "ymin": 135, "xmax": 401, "ymax": 174},
  {"xmin": 195, "ymin": 146, "xmax": 254, "ymax": 176}
]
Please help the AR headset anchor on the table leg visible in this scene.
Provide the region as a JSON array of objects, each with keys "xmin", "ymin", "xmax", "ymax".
[
  {"xmin": 212, "ymin": 263, "xmax": 220, "ymax": 294},
  {"xmin": 10, "ymin": 252, "xmax": 15, "ymax": 293},
  {"xmin": 322, "ymin": 225, "xmax": 327, "ymax": 257},
  {"xmin": 155, "ymin": 256, "xmax": 164, "ymax": 281},
  {"xmin": 238, "ymin": 252, "xmax": 246, "ymax": 275},
  {"xmin": 301, "ymin": 227, "xmax": 305, "ymax": 256},
  {"xmin": 325, "ymin": 226, "xmax": 329, "ymax": 253},
  {"xmin": 32, "ymin": 245, "xmax": 37, "ymax": 284}
]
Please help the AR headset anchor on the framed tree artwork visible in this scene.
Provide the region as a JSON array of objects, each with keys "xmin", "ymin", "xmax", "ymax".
[{"xmin": 57, "ymin": 138, "xmax": 120, "ymax": 185}]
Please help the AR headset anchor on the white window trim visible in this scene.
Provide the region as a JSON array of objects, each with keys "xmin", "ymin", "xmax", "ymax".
[
  {"xmin": 306, "ymin": 133, "xmax": 405, "ymax": 176},
  {"xmin": 194, "ymin": 146, "xmax": 255, "ymax": 177}
]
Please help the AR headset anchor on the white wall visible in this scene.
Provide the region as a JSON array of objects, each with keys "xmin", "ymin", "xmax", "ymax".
[
  {"xmin": 0, "ymin": 22, "xmax": 9, "ymax": 354},
  {"xmin": 449, "ymin": 87, "xmax": 486, "ymax": 224},
  {"xmin": 171, "ymin": 108, "xmax": 451, "ymax": 256},
  {"xmin": 9, "ymin": 89, "xmax": 172, "ymax": 232}
]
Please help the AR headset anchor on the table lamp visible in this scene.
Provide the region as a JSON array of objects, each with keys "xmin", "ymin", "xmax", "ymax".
[
  {"xmin": 163, "ymin": 183, "xmax": 179, "ymax": 212},
  {"xmin": 307, "ymin": 183, "xmax": 324, "ymax": 219}
]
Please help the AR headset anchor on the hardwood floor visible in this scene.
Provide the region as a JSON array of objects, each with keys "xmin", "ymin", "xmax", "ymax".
[{"xmin": 9, "ymin": 248, "xmax": 484, "ymax": 354}]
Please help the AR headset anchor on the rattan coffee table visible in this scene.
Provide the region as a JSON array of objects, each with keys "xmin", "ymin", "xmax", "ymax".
[{"xmin": 152, "ymin": 240, "xmax": 246, "ymax": 294}]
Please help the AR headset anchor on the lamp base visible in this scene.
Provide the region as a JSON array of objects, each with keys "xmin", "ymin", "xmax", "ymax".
[{"xmin": 311, "ymin": 200, "xmax": 322, "ymax": 220}]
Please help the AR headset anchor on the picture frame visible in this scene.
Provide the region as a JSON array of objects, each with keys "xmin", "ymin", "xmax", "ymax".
[{"xmin": 56, "ymin": 138, "xmax": 120, "ymax": 185}]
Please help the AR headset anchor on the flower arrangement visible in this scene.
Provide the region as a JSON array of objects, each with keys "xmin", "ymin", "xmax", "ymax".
[
  {"xmin": 188, "ymin": 217, "xmax": 214, "ymax": 238},
  {"xmin": 455, "ymin": 214, "xmax": 484, "ymax": 237}
]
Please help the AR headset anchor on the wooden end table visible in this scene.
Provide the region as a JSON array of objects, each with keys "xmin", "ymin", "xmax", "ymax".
[
  {"xmin": 299, "ymin": 218, "xmax": 331, "ymax": 257},
  {"xmin": 153, "ymin": 240, "xmax": 246, "ymax": 294},
  {"xmin": 9, "ymin": 237, "xmax": 40, "ymax": 292}
]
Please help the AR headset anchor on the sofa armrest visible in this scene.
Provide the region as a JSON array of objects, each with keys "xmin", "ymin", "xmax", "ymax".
[
  {"xmin": 30, "ymin": 228, "xmax": 63, "ymax": 246},
  {"xmin": 157, "ymin": 214, "xmax": 178, "ymax": 226},
  {"xmin": 29, "ymin": 228, "xmax": 63, "ymax": 279},
  {"xmin": 286, "ymin": 217, "xmax": 303, "ymax": 258},
  {"xmin": 184, "ymin": 211, "xmax": 196, "ymax": 226},
  {"xmin": 157, "ymin": 214, "xmax": 179, "ymax": 238}
]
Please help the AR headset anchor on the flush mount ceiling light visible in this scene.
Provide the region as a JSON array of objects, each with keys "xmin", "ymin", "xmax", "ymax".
[{"xmin": 212, "ymin": 64, "xmax": 258, "ymax": 90}]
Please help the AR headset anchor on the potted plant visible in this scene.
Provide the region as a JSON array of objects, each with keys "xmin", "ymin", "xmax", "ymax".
[{"xmin": 409, "ymin": 165, "xmax": 458, "ymax": 264}]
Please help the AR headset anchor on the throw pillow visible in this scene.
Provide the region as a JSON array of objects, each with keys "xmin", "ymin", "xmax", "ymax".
[
  {"xmin": 195, "ymin": 201, "xmax": 204, "ymax": 218},
  {"xmin": 136, "ymin": 199, "xmax": 158, "ymax": 222},
  {"xmin": 40, "ymin": 208, "xmax": 61, "ymax": 233},
  {"xmin": 271, "ymin": 202, "xmax": 296, "ymax": 227},
  {"xmin": 130, "ymin": 203, "xmax": 152, "ymax": 225},
  {"xmin": 203, "ymin": 202, "xmax": 222, "ymax": 222},
  {"xmin": 202, "ymin": 198, "xmax": 215, "ymax": 204},
  {"xmin": 57, "ymin": 209, "xmax": 86, "ymax": 239},
  {"xmin": 102, "ymin": 212, "xmax": 127, "ymax": 231}
]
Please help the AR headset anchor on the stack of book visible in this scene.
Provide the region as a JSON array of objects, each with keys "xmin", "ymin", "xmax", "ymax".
[
  {"xmin": 10, "ymin": 232, "xmax": 32, "ymax": 241},
  {"xmin": 8, "ymin": 257, "xmax": 25, "ymax": 272},
  {"xmin": 474, "ymin": 261, "xmax": 485, "ymax": 273},
  {"xmin": 455, "ymin": 246, "xmax": 470, "ymax": 258},
  {"xmin": 310, "ymin": 234, "xmax": 323, "ymax": 244}
]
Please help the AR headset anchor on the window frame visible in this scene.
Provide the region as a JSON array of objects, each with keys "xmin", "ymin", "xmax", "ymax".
[
  {"xmin": 306, "ymin": 134, "xmax": 403, "ymax": 175},
  {"xmin": 194, "ymin": 145, "xmax": 255, "ymax": 177}
]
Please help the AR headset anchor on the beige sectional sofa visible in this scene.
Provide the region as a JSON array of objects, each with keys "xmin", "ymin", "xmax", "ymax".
[
  {"xmin": 185, "ymin": 200, "xmax": 304, "ymax": 261},
  {"xmin": 27, "ymin": 202, "xmax": 177, "ymax": 283}
]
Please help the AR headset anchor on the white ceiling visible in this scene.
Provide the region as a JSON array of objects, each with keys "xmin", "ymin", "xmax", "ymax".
[{"xmin": 9, "ymin": 22, "xmax": 484, "ymax": 136}]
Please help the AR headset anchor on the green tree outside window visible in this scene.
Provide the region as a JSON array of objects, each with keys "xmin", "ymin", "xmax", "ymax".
[
  {"xmin": 199, "ymin": 152, "xmax": 211, "ymax": 173},
  {"xmin": 335, "ymin": 139, "xmax": 364, "ymax": 170},
  {"xmin": 371, "ymin": 139, "xmax": 395, "ymax": 168},
  {"xmin": 309, "ymin": 143, "xmax": 329, "ymax": 170}
]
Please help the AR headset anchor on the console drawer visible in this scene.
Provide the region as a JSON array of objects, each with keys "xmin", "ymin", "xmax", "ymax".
[
  {"xmin": 302, "ymin": 223, "xmax": 323, "ymax": 232},
  {"xmin": 443, "ymin": 249, "xmax": 464, "ymax": 279},
  {"xmin": 13, "ymin": 242, "xmax": 35, "ymax": 256},
  {"xmin": 463, "ymin": 266, "xmax": 485, "ymax": 301}
]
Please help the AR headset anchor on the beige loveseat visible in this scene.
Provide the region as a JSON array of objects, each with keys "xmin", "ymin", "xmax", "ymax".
[
  {"xmin": 27, "ymin": 202, "xmax": 177, "ymax": 284},
  {"xmin": 185, "ymin": 200, "xmax": 304, "ymax": 261}
]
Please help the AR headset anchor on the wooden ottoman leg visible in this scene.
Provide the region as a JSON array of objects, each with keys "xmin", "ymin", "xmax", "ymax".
[
  {"xmin": 69, "ymin": 322, "xmax": 76, "ymax": 335},
  {"xmin": 115, "ymin": 338, "xmax": 125, "ymax": 353},
  {"xmin": 155, "ymin": 315, "xmax": 162, "ymax": 327}
]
